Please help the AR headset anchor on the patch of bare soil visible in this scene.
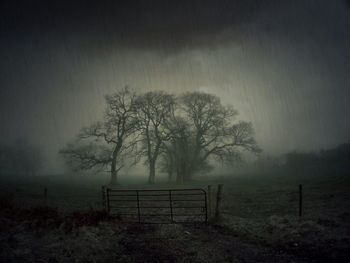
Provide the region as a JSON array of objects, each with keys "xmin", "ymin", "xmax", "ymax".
[{"xmin": 0, "ymin": 199, "xmax": 348, "ymax": 262}]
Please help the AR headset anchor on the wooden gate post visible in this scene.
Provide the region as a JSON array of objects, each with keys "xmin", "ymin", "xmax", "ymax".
[{"xmin": 215, "ymin": 184, "xmax": 223, "ymax": 219}]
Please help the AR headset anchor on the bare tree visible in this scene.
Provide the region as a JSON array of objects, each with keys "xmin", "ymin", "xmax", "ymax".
[
  {"xmin": 174, "ymin": 92, "xmax": 261, "ymax": 181},
  {"xmin": 60, "ymin": 89, "xmax": 260, "ymax": 185},
  {"xmin": 60, "ymin": 87, "xmax": 137, "ymax": 184},
  {"xmin": 158, "ymin": 147, "xmax": 176, "ymax": 182},
  {"xmin": 161, "ymin": 116, "xmax": 195, "ymax": 183},
  {"xmin": 60, "ymin": 141, "xmax": 113, "ymax": 172},
  {"xmin": 135, "ymin": 91, "xmax": 175, "ymax": 184}
]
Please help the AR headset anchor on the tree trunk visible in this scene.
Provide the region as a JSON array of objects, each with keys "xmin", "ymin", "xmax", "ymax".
[
  {"xmin": 148, "ymin": 161, "xmax": 156, "ymax": 184},
  {"xmin": 183, "ymin": 173, "xmax": 191, "ymax": 182},
  {"xmin": 168, "ymin": 170, "xmax": 173, "ymax": 182},
  {"xmin": 176, "ymin": 168, "xmax": 183, "ymax": 184},
  {"xmin": 110, "ymin": 170, "xmax": 118, "ymax": 185},
  {"xmin": 110, "ymin": 158, "xmax": 118, "ymax": 185},
  {"xmin": 183, "ymin": 168, "xmax": 192, "ymax": 182}
]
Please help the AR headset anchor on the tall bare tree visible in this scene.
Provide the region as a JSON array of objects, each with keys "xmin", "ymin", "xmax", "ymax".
[
  {"xmin": 60, "ymin": 88, "xmax": 260, "ymax": 184},
  {"xmin": 60, "ymin": 87, "xmax": 137, "ymax": 184},
  {"xmin": 161, "ymin": 116, "xmax": 194, "ymax": 183},
  {"xmin": 135, "ymin": 91, "xmax": 175, "ymax": 184},
  {"xmin": 170, "ymin": 92, "xmax": 261, "ymax": 181}
]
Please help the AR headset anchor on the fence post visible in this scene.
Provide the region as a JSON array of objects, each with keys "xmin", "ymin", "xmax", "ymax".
[
  {"xmin": 215, "ymin": 184, "xmax": 223, "ymax": 219},
  {"xmin": 207, "ymin": 185, "xmax": 212, "ymax": 218},
  {"xmin": 299, "ymin": 184, "xmax": 303, "ymax": 218}
]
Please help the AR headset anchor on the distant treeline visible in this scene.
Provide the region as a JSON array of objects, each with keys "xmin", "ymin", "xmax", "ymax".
[
  {"xmin": 285, "ymin": 142, "xmax": 350, "ymax": 176},
  {"xmin": 0, "ymin": 139, "xmax": 42, "ymax": 176}
]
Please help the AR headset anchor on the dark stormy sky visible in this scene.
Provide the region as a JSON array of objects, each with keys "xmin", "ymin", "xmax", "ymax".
[{"xmin": 1, "ymin": 0, "xmax": 350, "ymax": 172}]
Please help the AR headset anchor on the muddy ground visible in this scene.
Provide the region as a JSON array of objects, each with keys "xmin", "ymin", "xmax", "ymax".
[
  {"xmin": 1, "ymin": 173, "xmax": 350, "ymax": 262},
  {"xmin": 0, "ymin": 201, "xmax": 349, "ymax": 263}
]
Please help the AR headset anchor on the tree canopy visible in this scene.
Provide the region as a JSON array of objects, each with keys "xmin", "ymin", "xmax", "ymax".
[{"xmin": 60, "ymin": 88, "xmax": 260, "ymax": 184}]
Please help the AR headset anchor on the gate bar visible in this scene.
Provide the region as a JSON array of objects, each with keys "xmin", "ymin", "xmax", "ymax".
[{"xmin": 105, "ymin": 187, "xmax": 207, "ymax": 223}]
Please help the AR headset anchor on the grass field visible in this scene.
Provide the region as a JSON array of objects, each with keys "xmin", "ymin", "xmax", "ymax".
[{"xmin": 0, "ymin": 173, "xmax": 349, "ymax": 262}]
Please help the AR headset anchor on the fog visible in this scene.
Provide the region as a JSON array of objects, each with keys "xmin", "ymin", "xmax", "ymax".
[
  {"xmin": 1, "ymin": 0, "xmax": 350, "ymax": 174},
  {"xmin": 2, "ymin": 2, "xmax": 350, "ymax": 262}
]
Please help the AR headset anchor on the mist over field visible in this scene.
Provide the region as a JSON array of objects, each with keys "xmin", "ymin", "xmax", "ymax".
[
  {"xmin": 1, "ymin": 0, "xmax": 350, "ymax": 174},
  {"xmin": 1, "ymin": 0, "xmax": 350, "ymax": 262}
]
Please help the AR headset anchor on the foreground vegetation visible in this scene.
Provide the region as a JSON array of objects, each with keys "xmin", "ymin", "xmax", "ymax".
[
  {"xmin": 0, "ymin": 201, "xmax": 299, "ymax": 263},
  {"xmin": 0, "ymin": 173, "xmax": 349, "ymax": 262}
]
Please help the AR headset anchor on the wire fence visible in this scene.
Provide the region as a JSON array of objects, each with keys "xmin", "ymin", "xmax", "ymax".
[
  {"xmin": 215, "ymin": 183, "xmax": 350, "ymax": 220},
  {"xmin": 1, "ymin": 182, "xmax": 349, "ymax": 221},
  {"xmin": 1, "ymin": 186, "xmax": 103, "ymax": 211},
  {"xmin": 219, "ymin": 189, "xmax": 301, "ymax": 218}
]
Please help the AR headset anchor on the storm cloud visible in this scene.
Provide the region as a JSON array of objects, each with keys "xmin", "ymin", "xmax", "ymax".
[{"xmin": 1, "ymin": 0, "xmax": 350, "ymax": 172}]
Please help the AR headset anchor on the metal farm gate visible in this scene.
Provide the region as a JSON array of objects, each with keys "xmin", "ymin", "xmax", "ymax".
[{"xmin": 103, "ymin": 188, "xmax": 208, "ymax": 223}]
